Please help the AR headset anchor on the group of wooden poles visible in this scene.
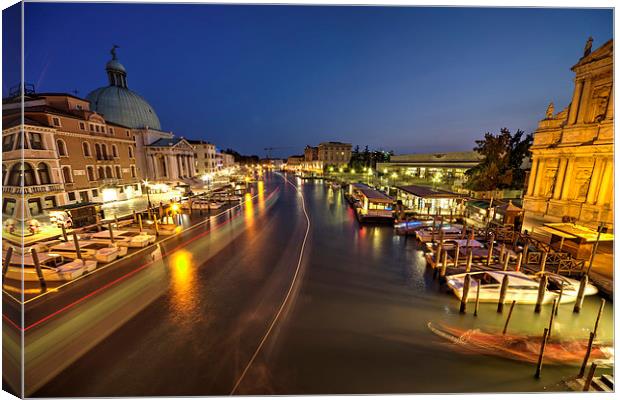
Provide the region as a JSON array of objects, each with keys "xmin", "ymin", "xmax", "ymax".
[{"xmin": 428, "ymin": 224, "xmax": 607, "ymax": 385}]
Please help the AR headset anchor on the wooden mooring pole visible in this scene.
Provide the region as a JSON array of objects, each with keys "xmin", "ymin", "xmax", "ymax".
[
  {"xmin": 502, "ymin": 300, "xmax": 516, "ymax": 334},
  {"xmin": 502, "ymin": 251, "xmax": 510, "ymax": 271},
  {"xmin": 515, "ymin": 252, "xmax": 523, "ymax": 272},
  {"xmin": 578, "ymin": 331, "xmax": 596, "ymax": 378},
  {"xmin": 474, "ymin": 280, "xmax": 481, "ymax": 316},
  {"xmin": 534, "ymin": 327, "xmax": 549, "ymax": 379},
  {"xmin": 497, "ymin": 274, "xmax": 509, "ymax": 313},
  {"xmin": 534, "ymin": 274, "xmax": 547, "ymax": 313},
  {"xmin": 453, "ymin": 245, "xmax": 460, "ymax": 268},
  {"xmin": 555, "ymin": 284, "xmax": 564, "ymax": 316},
  {"xmin": 547, "ymin": 299, "xmax": 557, "ymax": 339},
  {"xmin": 460, "ymin": 274, "xmax": 471, "ymax": 314},
  {"xmin": 31, "ymin": 248, "xmax": 47, "ymax": 291},
  {"xmin": 582, "ymin": 362, "xmax": 598, "ymax": 391},
  {"xmin": 465, "ymin": 248, "xmax": 473, "ymax": 273},
  {"xmin": 486, "ymin": 234, "xmax": 494, "ymax": 267},
  {"xmin": 440, "ymin": 250, "xmax": 448, "ymax": 278},
  {"xmin": 108, "ymin": 222, "xmax": 115, "ymax": 243},
  {"xmin": 593, "ymin": 298, "xmax": 606, "ymax": 336},
  {"xmin": 72, "ymin": 232, "xmax": 82, "ymax": 260},
  {"xmin": 539, "ymin": 251, "xmax": 548, "ymax": 273},
  {"xmin": 61, "ymin": 224, "xmax": 68, "ymax": 241},
  {"xmin": 2, "ymin": 247, "xmax": 13, "ymax": 281},
  {"xmin": 138, "ymin": 214, "xmax": 143, "ymax": 232},
  {"xmin": 573, "ymin": 274, "xmax": 588, "ymax": 314}
]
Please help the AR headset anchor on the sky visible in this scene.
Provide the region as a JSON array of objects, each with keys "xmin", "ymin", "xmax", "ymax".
[{"xmin": 6, "ymin": 4, "xmax": 614, "ymax": 157}]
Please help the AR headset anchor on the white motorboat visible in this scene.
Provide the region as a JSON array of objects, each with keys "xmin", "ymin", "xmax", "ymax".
[
  {"xmin": 445, "ymin": 271, "xmax": 598, "ymax": 304},
  {"xmin": 88, "ymin": 230, "xmax": 155, "ymax": 247},
  {"xmin": 48, "ymin": 240, "xmax": 125, "ymax": 263},
  {"xmin": 416, "ymin": 224, "xmax": 463, "ymax": 243},
  {"xmin": 4, "ymin": 251, "xmax": 97, "ymax": 282}
]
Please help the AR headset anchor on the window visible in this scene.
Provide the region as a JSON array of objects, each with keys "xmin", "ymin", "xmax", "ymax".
[
  {"xmin": 15, "ymin": 132, "xmax": 25, "ymax": 149},
  {"xmin": 79, "ymin": 191, "xmax": 89, "ymax": 203},
  {"xmin": 44, "ymin": 196, "xmax": 57, "ymax": 209},
  {"xmin": 112, "ymin": 145, "xmax": 119, "ymax": 158},
  {"xmin": 28, "ymin": 132, "xmax": 43, "ymax": 150},
  {"xmin": 37, "ymin": 163, "xmax": 51, "ymax": 184},
  {"xmin": 95, "ymin": 143, "xmax": 102, "ymax": 160},
  {"xmin": 128, "ymin": 146, "xmax": 134, "ymax": 158},
  {"xmin": 3, "ymin": 134, "xmax": 15, "ymax": 152},
  {"xmin": 130, "ymin": 165, "xmax": 136, "ymax": 178},
  {"xmin": 105, "ymin": 166, "xmax": 113, "ymax": 178},
  {"xmin": 83, "ymin": 142, "xmax": 91, "ymax": 157},
  {"xmin": 79, "ymin": 122, "xmax": 86, "ymax": 130},
  {"xmin": 57, "ymin": 139, "xmax": 67, "ymax": 156},
  {"xmin": 109, "ymin": 127, "xmax": 114, "ymax": 134},
  {"xmin": 68, "ymin": 192, "xmax": 76, "ymax": 201},
  {"xmin": 76, "ymin": 104, "xmax": 83, "ymax": 110},
  {"xmin": 8, "ymin": 163, "xmax": 37, "ymax": 186},
  {"xmin": 115, "ymin": 166, "xmax": 122, "ymax": 178},
  {"xmin": 98, "ymin": 167, "xmax": 105, "ymax": 180},
  {"xmin": 87, "ymin": 166, "xmax": 95, "ymax": 181},
  {"xmin": 126, "ymin": 130, "xmax": 130, "ymax": 137},
  {"xmin": 28, "ymin": 198, "xmax": 43, "ymax": 216},
  {"xmin": 52, "ymin": 117, "xmax": 61, "ymax": 127},
  {"xmin": 3, "ymin": 198, "xmax": 16, "ymax": 215},
  {"xmin": 101, "ymin": 144, "xmax": 108, "ymax": 159},
  {"xmin": 2, "ymin": 164, "xmax": 6, "ymax": 185},
  {"xmin": 92, "ymin": 189, "xmax": 99, "ymax": 198},
  {"xmin": 62, "ymin": 166, "xmax": 73, "ymax": 183}
]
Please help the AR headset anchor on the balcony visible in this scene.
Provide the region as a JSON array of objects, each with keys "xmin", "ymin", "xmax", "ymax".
[{"xmin": 2, "ymin": 183, "xmax": 64, "ymax": 195}]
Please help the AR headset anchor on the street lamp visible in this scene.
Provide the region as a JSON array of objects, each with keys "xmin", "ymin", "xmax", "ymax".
[
  {"xmin": 366, "ymin": 168, "xmax": 373, "ymax": 185},
  {"xmin": 143, "ymin": 180, "xmax": 152, "ymax": 209}
]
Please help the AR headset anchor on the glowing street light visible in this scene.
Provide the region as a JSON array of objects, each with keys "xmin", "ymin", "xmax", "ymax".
[{"xmin": 142, "ymin": 179, "xmax": 152, "ymax": 209}]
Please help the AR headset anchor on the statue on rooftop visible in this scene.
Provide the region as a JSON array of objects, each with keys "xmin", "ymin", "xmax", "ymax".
[
  {"xmin": 583, "ymin": 37, "xmax": 593, "ymax": 58},
  {"xmin": 545, "ymin": 102, "xmax": 554, "ymax": 119},
  {"xmin": 110, "ymin": 44, "xmax": 120, "ymax": 60}
]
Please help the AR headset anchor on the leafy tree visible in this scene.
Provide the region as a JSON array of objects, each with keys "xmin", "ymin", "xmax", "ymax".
[{"xmin": 465, "ymin": 128, "xmax": 533, "ymax": 191}]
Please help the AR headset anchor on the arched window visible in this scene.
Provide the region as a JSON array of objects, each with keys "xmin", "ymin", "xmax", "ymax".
[
  {"xmin": 105, "ymin": 166, "xmax": 113, "ymax": 178},
  {"xmin": 112, "ymin": 145, "xmax": 118, "ymax": 158},
  {"xmin": 56, "ymin": 140, "xmax": 67, "ymax": 156},
  {"xmin": 101, "ymin": 144, "xmax": 108, "ymax": 160},
  {"xmin": 37, "ymin": 163, "xmax": 51, "ymax": 184},
  {"xmin": 87, "ymin": 166, "xmax": 95, "ymax": 181},
  {"xmin": 2, "ymin": 164, "xmax": 7, "ymax": 185},
  {"xmin": 98, "ymin": 166, "xmax": 105, "ymax": 180},
  {"xmin": 131, "ymin": 165, "xmax": 136, "ymax": 178},
  {"xmin": 62, "ymin": 166, "xmax": 72, "ymax": 183},
  {"xmin": 95, "ymin": 143, "xmax": 102, "ymax": 160},
  {"xmin": 128, "ymin": 146, "xmax": 134, "ymax": 158},
  {"xmin": 83, "ymin": 142, "xmax": 91, "ymax": 157},
  {"xmin": 115, "ymin": 166, "xmax": 122, "ymax": 178},
  {"xmin": 9, "ymin": 163, "xmax": 37, "ymax": 186}
]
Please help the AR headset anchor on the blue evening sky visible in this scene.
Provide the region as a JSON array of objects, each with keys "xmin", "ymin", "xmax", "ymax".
[{"xmin": 14, "ymin": 4, "xmax": 615, "ymax": 157}]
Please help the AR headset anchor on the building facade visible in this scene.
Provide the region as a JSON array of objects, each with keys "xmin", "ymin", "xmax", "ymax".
[
  {"xmin": 189, "ymin": 140, "xmax": 217, "ymax": 176},
  {"xmin": 301, "ymin": 141, "xmax": 352, "ymax": 173},
  {"xmin": 523, "ymin": 39, "xmax": 613, "ymax": 230},
  {"xmin": 377, "ymin": 151, "xmax": 482, "ymax": 188},
  {"xmin": 2, "ymin": 93, "xmax": 141, "ymax": 222}
]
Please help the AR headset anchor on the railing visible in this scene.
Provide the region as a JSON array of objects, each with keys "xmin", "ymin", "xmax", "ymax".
[{"xmin": 2, "ymin": 183, "xmax": 64, "ymax": 195}]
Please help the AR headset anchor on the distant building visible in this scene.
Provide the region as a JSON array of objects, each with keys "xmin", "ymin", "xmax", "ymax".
[
  {"xmin": 285, "ymin": 155, "xmax": 304, "ymax": 172},
  {"xmin": 395, "ymin": 185, "xmax": 463, "ymax": 216},
  {"xmin": 301, "ymin": 141, "xmax": 352, "ymax": 173},
  {"xmin": 377, "ymin": 151, "xmax": 482, "ymax": 188},
  {"xmin": 523, "ymin": 39, "xmax": 613, "ymax": 230},
  {"xmin": 216, "ymin": 151, "xmax": 236, "ymax": 171},
  {"xmin": 189, "ymin": 140, "xmax": 217, "ymax": 176}
]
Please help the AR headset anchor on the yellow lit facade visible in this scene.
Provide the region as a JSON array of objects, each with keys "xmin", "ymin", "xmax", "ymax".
[{"xmin": 523, "ymin": 39, "xmax": 613, "ymax": 231}]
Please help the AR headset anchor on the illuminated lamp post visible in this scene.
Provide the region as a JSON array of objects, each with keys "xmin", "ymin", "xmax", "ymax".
[{"xmin": 143, "ymin": 180, "xmax": 152, "ymax": 209}]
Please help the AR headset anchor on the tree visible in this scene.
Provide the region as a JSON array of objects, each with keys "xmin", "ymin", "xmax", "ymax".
[{"xmin": 465, "ymin": 128, "xmax": 533, "ymax": 191}]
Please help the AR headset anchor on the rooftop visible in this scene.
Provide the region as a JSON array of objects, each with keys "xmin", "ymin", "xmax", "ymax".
[
  {"xmin": 351, "ymin": 183, "xmax": 394, "ymax": 202},
  {"xmin": 388, "ymin": 151, "xmax": 483, "ymax": 164}
]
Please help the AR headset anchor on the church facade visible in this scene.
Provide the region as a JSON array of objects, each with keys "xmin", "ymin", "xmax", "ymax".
[{"xmin": 523, "ymin": 39, "xmax": 613, "ymax": 230}]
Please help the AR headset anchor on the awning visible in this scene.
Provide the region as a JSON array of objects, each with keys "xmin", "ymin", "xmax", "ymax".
[{"xmin": 544, "ymin": 223, "xmax": 614, "ymax": 242}]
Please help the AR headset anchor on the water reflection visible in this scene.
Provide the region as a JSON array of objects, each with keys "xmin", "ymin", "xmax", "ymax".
[
  {"xmin": 244, "ymin": 192, "xmax": 255, "ymax": 229},
  {"xmin": 257, "ymin": 180, "xmax": 265, "ymax": 212},
  {"xmin": 168, "ymin": 250, "xmax": 197, "ymax": 320}
]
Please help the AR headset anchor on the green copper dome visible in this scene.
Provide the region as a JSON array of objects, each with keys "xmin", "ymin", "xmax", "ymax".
[{"xmin": 86, "ymin": 46, "xmax": 161, "ymax": 130}]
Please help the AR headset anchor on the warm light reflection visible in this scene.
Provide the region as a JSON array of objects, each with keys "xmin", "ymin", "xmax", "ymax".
[
  {"xmin": 244, "ymin": 192, "xmax": 255, "ymax": 228},
  {"xmin": 169, "ymin": 250, "xmax": 197, "ymax": 318},
  {"xmin": 257, "ymin": 181, "xmax": 265, "ymax": 211}
]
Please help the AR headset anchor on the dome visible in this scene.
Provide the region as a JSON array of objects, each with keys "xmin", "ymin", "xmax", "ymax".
[
  {"xmin": 86, "ymin": 46, "xmax": 161, "ymax": 130},
  {"xmin": 87, "ymin": 86, "xmax": 161, "ymax": 130}
]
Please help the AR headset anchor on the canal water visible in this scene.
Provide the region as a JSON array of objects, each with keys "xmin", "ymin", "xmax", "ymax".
[
  {"xmin": 236, "ymin": 174, "xmax": 614, "ymax": 394},
  {"xmin": 36, "ymin": 173, "xmax": 613, "ymax": 396}
]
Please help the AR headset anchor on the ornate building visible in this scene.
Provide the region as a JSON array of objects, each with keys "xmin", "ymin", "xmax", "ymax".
[
  {"xmin": 523, "ymin": 38, "xmax": 613, "ymax": 230},
  {"xmin": 2, "ymin": 92, "xmax": 141, "ymax": 223},
  {"xmin": 86, "ymin": 47, "xmax": 196, "ymax": 184}
]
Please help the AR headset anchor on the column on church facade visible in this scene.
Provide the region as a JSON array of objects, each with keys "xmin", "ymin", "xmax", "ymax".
[
  {"xmin": 568, "ymin": 80, "xmax": 584, "ymax": 125},
  {"xmin": 189, "ymin": 156, "xmax": 196, "ymax": 177},
  {"xmin": 576, "ymin": 78, "xmax": 593, "ymax": 124},
  {"xmin": 586, "ymin": 158, "xmax": 605, "ymax": 204},
  {"xmin": 606, "ymin": 84, "xmax": 614, "ymax": 120},
  {"xmin": 169, "ymin": 154, "xmax": 179, "ymax": 180},
  {"xmin": 526, "ymin": 158, "xmax": 539, "ymax": 196},
  {"xmin": 596, "ymin": 160, "xmax": 613, "ymax": 206},
  {"xmin": 150, "ymin": 154, "xmax": 159, "ymax": 180},
  {"xmin": 176, "ymin": 155, "xmax": 182, "ymax": 178},
  {"xmin": 532, "ymin": 158, "xmax": 546, "ymax": 196},
  {"xmin": 552, "ymin": 158, "xmax": 568, "ymax": 199},
  {"xmin": 560, "ymin": 158, "xmax": 575, "ymax": 200}
]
